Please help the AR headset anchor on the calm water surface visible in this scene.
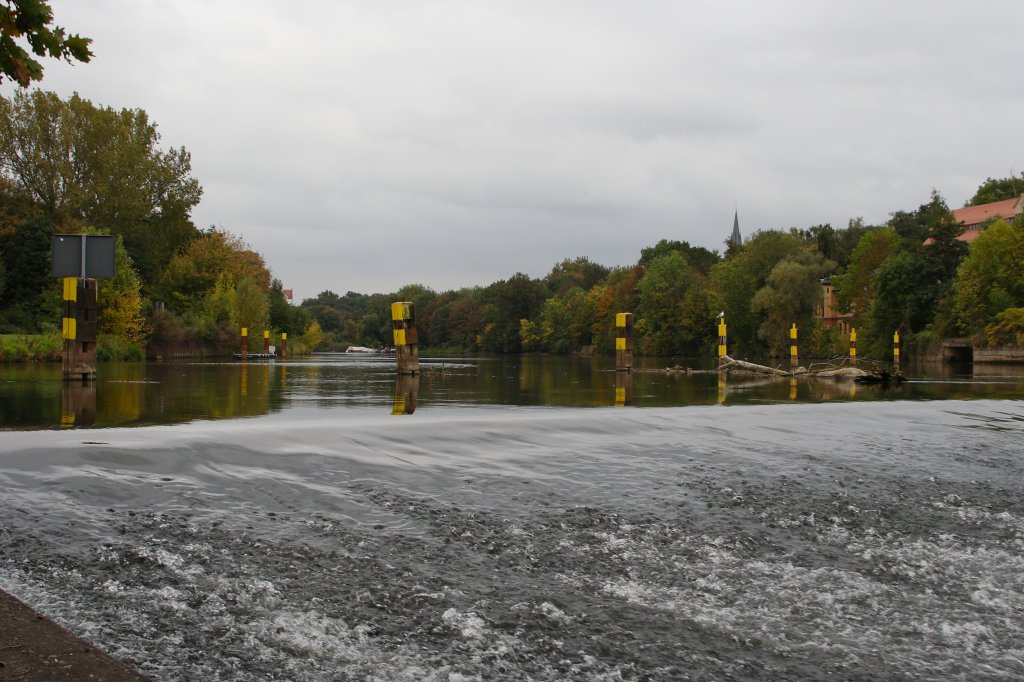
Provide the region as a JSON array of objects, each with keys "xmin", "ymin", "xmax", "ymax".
[{"xmin": 1, "ymin": 355, "xmax": 1023, "ymax": 680}]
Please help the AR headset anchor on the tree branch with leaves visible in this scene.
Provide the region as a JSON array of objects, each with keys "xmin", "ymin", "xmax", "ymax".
[{"xmin": 0, "ymin": 0, "xmax": 92, "ymax": 87}]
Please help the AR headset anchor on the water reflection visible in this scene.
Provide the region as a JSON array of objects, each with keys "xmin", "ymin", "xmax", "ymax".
[
  {"xmin": 61, "ymin": 380, "xmax": 96, "ymax": 428},
  {"xmin": 392, "ymin": 374, "xmax": 419, "ymax": 415},
  {"xmin": 2, "ymin": 355, "xmax": 1024, "ymax": 430},
  {"xmin": 614, "ymin": 371, "xmax": 632, "ymax": 407}
]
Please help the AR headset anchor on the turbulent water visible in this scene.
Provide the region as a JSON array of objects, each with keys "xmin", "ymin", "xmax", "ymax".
[{"xmin": 2, "ymin": 400, "xmax": 1023, "ymax": 681}]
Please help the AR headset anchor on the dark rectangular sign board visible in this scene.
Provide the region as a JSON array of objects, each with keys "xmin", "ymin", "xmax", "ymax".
[{"xmin": 51, "ymin": 234, "xmax": 116, "ymax": 279}]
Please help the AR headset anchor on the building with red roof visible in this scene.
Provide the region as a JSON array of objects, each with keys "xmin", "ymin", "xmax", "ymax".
[{"xmin": 949, "ymin": 194, "xmax": 1024, "ymax": 243}]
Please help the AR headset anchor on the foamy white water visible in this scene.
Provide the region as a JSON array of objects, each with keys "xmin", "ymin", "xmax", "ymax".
[{"xmin": 1, "ymin": 400, "xmax": 1023, "ymax": 680}]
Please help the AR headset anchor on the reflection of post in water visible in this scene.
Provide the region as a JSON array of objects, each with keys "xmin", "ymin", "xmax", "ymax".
[
  {"xmin": 790, "ymin": 377, "xmax": 797, "ymax": 400},
  {"xmin": 614, "ymin": 370, "xmax": 633, "ymax": 407},
  {"xmin": 241, "ymin": 364, "xmax": 248, "ymax": 397},
  {"xmin": 717, "ymin": 371, "xmax": 727, "ymax": 404},
  {"xmin": 61, "ymin": 379, "xmax": 96, "ymax": 428},
  {"xmin": 392, "ymin": 374, "xmax": 419, "ymax": 415}
]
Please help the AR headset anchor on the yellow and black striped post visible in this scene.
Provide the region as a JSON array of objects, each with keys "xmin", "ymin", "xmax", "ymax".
[
  {"xmin": 717, "ymin": 316, "xmax": 727, "ymax": 367},
  {"xmin": 263, "ymin": 330, "xmax": 270, "ymax": 355},
  {"xmin": 61, "ymin": 277, "xmax": 98, "ymax": 381},
  {"xmin": 241, "ymin": 327, "xmax": 248, "ymax": 361},
  {"xmin": 615, "ymin": 312, "xmax": 633, "ymax": 371},
  {"xmin": 893, "ymin": 330, "xmax": 901, "ymax": 373},
  {"xmin": 392, "ymin": 301, "xmax": 420, "ymax": 375},
  {"xmin": 849, "ymin": 328, "xmax": 857, "ymax": 367},
  {"xmin": 790, "ymin": 323, "xmax": 798, "ymax": 371},
  {"xmin": 280, "ymin": 332, "xmax": 287, "ymax": 359}
]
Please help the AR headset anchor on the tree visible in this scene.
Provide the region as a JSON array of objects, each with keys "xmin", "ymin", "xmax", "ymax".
[
  {"xmin": 95, "ymin": 231, "xmax": 145, "ymax": 344},
  {"xmin": 159, "ymin": 229, "xmax": 270, "ymax": 316},
  {"xmin": 950, "ymin": 218, "xmax": 1024, "ymax": 338},
  {"xmin": 0, "ymin": 90, "xmax": 202, "ymax": 289},
  {"xmin": 967, "ymin": 176, "xmax": 1024, "ymax": 206},
  {"xmin": 635, "ymin": 251, "xmax": 694, "ymax": 355},
  {"xmin": 836, "ymin": 227, "xmax": 900, "ymax": 330},
  {"xmin": 709, "ymin": 230, "xmax": 808, "ymax": 355},
  {"xmin": 751, "ymin": 255, "xmax": 832, "ymax": 356},
  {"xmin": 479, "ymin": 273, "xmax": 548, "ymax": 353},
  {"xmin": 639, "ymin": 239, "xmax": 719, "ymax": 276},
  {"xmin": 0, "ymin": 0, "xmax": 92, "ymax": 87},
  {"xmin": 544, "ymin": 257, "xmax": 610, "ymax": 296},
  {"xmin": 0, "ymin": 212, "xmax": 53, "ymax": 329}
]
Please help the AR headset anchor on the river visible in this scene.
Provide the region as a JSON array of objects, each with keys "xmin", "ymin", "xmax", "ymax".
[{"xmin": 1, "ymin": 355, "xmax": 1022, "ymax": 680}]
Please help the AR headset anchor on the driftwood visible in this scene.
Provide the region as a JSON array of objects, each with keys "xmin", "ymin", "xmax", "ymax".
[
  {"xmin": 718, "ymin": 356, "xmax": 790, "ymax": 376},
  {"xmin": 640, "ymin": 356, "xmax": 879, "ymax": 381}
]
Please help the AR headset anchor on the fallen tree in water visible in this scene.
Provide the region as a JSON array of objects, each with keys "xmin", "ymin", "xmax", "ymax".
[{"xmin": 646, "ymin": 356, "xmax": 903, "ymax": 382}]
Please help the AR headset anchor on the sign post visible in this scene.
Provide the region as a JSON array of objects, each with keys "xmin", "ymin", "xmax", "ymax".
[{"xmin": 51, "ymin": 235, "xmax": 116, "ymax": 381}]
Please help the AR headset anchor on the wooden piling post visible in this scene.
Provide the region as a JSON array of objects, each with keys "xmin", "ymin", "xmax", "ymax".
[
  {"xmin": 391, "ymin": 302, "xmax": 420, "ymax": 375},
  {"xmin": 263, "ymin": 330, "xmax": 270, "ymax": 355},
  {"xmin": 893, "ymin": 330, "xmax": 901, "ymax": 373},
  {"xmin": 717, "ymin": 315, "xmax": 727, "ymax": 367},
  {"xmin": 241, "ymin": 327, "xmax": 248, "ymax": 361},
  {"xmin": 849, "ymin": 328, "xmax": 857, "ymax": 367},
  {"xmin": 790, "ymin": 323, "xmax": 798, "ymax": 371},
  {"xmin": 615, "ymin": 313, "xmax": 633, "ymax": 371},
  {"xmin": 62, "ymin": 277, "xmax": 98, "ymax": 381},
  {"xmin": 280, "ymin": 332, "xmax": 287, "ymax": 359}
]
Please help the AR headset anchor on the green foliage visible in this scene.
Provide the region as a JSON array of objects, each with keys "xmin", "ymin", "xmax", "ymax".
[
  {"xmin": 545, "ymin": 257, "xmax": 612, "ymax": 296},
  {"xmin": 0, "ymin": 0, "xmax": 92, "ymax": 87},
  {"xmin": 950, "ymin": 218, "xmax": 1024, "ymax": 338},
  {"xmin": 96, "ymin": 334, "xmax": 144, "ymax": 362},
  {"xmin": 479, "ymin": 273, "xmax": 548, "ymax": 353},
  {"xmin": 639, "ymin": 239, "xmax": 719, "ymax": 276},
  {"xmin": 967, "ymin": 177, "xmax": 1024, "ymax": 206},
  {"xmin": 635, "ymin": 251, "xmax": 695, "ymax": 355},
  {"xmin": 89, "ymin": 230, "xmax": 146, "ymax": 344},
  {"xmin": 751, "ymin": 253, "xmax": 834, "ymax": 356},
  {"xmin": 0, "ymin": 212, "xmax": 53, "ymax": 329},
  {"xmin": 709, "ymin": 230, "xmax": 809, "ymax": 356},
  {"xmin": 159, "ymin": 228, "xmax": 269, "ymax": 317},
  {"xmin": 986, "ymin": 308, "xmax": 1024, "ymax": 346},
  {"xmin": 798, "ymin": 220, "xmax": 876, "ymax": 271},
  {"xmin": 0, "ymin": 331, "xmax": 60, "ymax": 361},
  {"xmin": 0, "ymin": 90, "xmax": 202, "ymax": 290},
  {"xmin": 300, "ymin": 319, "xmax": 323, "ymax": 351}
]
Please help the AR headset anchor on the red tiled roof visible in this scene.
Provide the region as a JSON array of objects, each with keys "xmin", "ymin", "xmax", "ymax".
[
  {"xmin": 933, "ymin": 195, "xmax": 1024, "ymax": 244},
  {"xmin": 951, "ymin": 197, "xmax": 1020, "ymax": 228}
]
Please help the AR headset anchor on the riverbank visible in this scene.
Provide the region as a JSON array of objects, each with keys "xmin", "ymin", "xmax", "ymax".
[{"xmin": 0, "ymin": 588, "xmax": 149, "ymax": 681}]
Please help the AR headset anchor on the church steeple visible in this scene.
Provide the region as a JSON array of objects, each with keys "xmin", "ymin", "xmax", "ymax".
[{"xmin": 730, "ymin": 209, "xmax": 742, "ymax": 247}]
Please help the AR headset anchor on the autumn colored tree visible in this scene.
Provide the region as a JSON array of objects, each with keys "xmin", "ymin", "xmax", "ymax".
[
  {"xmin": 159, "ymin": 229, "xmax": 270, "ymax": 317},
  {"xmin": 0, "ymin": 0, "xmax": 92, "ymax": 86}
]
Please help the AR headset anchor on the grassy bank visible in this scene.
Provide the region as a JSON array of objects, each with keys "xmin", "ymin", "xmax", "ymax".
[
  {"xmin": 0, "ymin": 334, "xmax": 144, "ymax": 363},
  {"xmin": 0, "ymin": 333, "xmax": 62, "ymax": 362}
]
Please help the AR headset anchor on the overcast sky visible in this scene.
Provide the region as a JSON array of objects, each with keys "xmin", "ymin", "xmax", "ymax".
[{"xmin": 7, "ymin": 1, "xmax": 1023, "ymax": 299}]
